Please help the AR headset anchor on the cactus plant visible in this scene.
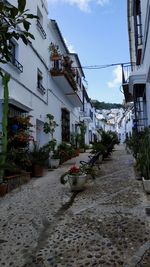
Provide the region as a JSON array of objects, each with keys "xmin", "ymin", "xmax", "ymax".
[{"xmin": 0, "ymin": 73, "xmax": 10, "ymax": 183}]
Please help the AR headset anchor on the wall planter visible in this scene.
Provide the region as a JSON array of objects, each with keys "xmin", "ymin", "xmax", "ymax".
[
  {"xmin": 142, "ymin": 177, "xmax": 150, "ymax": 193},
  {"xmin": 50, "ymin": 55, "xmax": 61, "ymax": 61},
  {"xmin": 68, "ymin": 174, "xmax": 87, "ymax": 192},
  {"xmin": 0, "ymin": 183, "xmax": 8, "ymax": 197},
  {"xmin": 5, "ymin": 174, "xmax": 20, "ymax": 192}
]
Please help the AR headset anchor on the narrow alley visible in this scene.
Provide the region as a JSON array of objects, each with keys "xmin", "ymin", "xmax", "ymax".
[{"xmin": 0, "ymin": 145, "xmax": 150, "ymax": 267}]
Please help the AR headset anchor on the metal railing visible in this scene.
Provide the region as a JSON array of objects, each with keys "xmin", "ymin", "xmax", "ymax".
[
  {"xmin": 10, "ymin": 57, "xmax": 23, "ymax": 73},
  {"xmin": 50, "ymin": 58, "xmax": 77, "ymax": 91},
  {"xmin": 80, "ymin": 109, "xmax": 93, "ymax": 120},
  {"xmin": 122, "ymin": 63, "xmax": 137, "ymax": 84},
  {"xmin": 37, "ymin": 83, "xmax": 46, "ymax": 95},
  {"xmin": 36, "ymin": 20, "xmax": 47, "ymax": 39}
]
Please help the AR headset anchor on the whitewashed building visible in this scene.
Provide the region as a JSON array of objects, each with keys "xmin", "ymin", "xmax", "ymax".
[
  {"xmin": 79, "ymin": 87, "xmax": 97, "ymax": 144},
  {"xmin": 116, "ymin": 106, "xmax": 134, "ymax": 143},
  {"xmin": 122, "ymin": 0, "xmax": 150, "ymax": 131},
  {"xmin": 0, "ymin": 0, "xmax": 95, "ymax": 147}
]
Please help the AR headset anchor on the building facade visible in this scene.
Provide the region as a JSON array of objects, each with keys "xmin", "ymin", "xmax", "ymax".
[
  {"xmin": 0, "ymin": 0, "xmax": 95, "ymax": 148},
  {"xmin": 123, "ymin": 0, "xmax": 150, "ymax": 131}
]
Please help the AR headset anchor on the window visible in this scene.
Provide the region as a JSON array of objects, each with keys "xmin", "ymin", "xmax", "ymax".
[
  {"xmin": 10, "ymin": 41, "xmax": 16, "ymax": 64},
  {"xmin": 61, "ymin": 109, "xmax": 70, "ymax": 142},
  {"xmin": 133, "ymin": 0, "xmax": 143, "ymax": 64},
  {"xmin": 37, "ymin": 69, "xmax": 43, "ymax": 87},
  {"xmin": 36, "ymin": 7, "xmax": 46, "ymax": 39},
  {"xmin": 9, "ymin": 40, "xmax": 23, "ymax": 73},
  {"xmin": 37, "ymin": 69, "xmax": 46, "ymax": 95}
]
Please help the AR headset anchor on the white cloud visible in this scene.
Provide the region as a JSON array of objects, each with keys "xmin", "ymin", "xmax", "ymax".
[
  {"xmin": 64, "ymin": 38, "xmax": 76, "ymax": 53},
  {"xmin": 47, "ymin": 0, "xmax": 110, "ymax": 12},
  {"xmin": 97, "ymin": 0, "xmax": 110, "ymax": 6},
  {"xmin": 107, "ymin": 66, "xmax": 122, "ymax": 89}
]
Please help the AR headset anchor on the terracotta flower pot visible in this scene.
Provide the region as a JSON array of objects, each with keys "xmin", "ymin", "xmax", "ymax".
[
  {"xmin": 33, "ymin": 165, "xmax": 44, "ymax": 177},
  {"xmin": 0, "ymin": 183, "xmax": 8, "ymax": 197}
]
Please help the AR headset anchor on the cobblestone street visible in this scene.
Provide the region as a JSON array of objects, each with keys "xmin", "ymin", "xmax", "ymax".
[{"xmin": 0, "ymin": 145, "xmax": 150, "ymax": 267}]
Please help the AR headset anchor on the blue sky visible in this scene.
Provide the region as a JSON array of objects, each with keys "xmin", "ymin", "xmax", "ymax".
[{"xmin": 48, "ymin": 0, "xmax": 130, "ymax": 103}]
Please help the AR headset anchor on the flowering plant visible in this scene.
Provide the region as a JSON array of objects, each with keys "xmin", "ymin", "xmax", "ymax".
[
  {"xmin": 68, "ymin": 165, "xmax": 83, "ymax": 176},
  {"xmin": 60, "ymin": 163, "xmax": 96, "ymax": 186},
  {"xmin": 60, "ymin": 165, "xmax": 84, "ymax": 185}
]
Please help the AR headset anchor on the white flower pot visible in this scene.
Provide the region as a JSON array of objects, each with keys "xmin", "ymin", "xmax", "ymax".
[
  {"xmin": 68, "ymin": 174, "xmax": 87, "ymax": 191},
  {"xmin": 50, "ymin": 159, "xmax": 60, "ymax": 168},
  {"xmin": 142, "ymin": 177, "xmax": 150, "ymax": 193}
]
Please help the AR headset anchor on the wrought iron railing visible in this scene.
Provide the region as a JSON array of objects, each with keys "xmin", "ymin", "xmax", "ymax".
[
  {"xmin": 50, "ymin": 58, "xmax": 77, "ymax": 91},
  {"xmin": 10, "ymin": 57, "xmax": 23, "ymax": 73},
  {"xmin": 37, "ymin": 83, "xmax": 46, "ymax": 95},
  {"xmin": 36, "ymin": 20, "xmax": 47, "ymax": 39},
  {"xmin": 80, "ymin": 109, "xmax": 93, "ymax": 120}
]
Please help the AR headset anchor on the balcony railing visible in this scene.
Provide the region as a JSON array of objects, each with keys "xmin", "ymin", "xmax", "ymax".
[
  {"xmin": 50, "ymin": 58, "xmax": 77, "ymax": 91},
  {"xmin": 121, "ymin": 63, "xmax": 138, "ymax": 103},
  {"xmin": 10, "ymin": 57, "xmax": 23, "ymax": 73},
  {"xmin": 37, "ymin": 83, "xmax": 46, "ymax": 95},
  {"xmin": 80, "ymin": 109, "xmax": 93, "ymax": 121},
  {"xmin": 36, "ymin": 20, "xmax": 47, "ymax": 39}
]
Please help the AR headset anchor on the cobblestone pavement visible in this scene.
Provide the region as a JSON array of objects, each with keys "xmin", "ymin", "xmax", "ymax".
[{"xmin": 0, "ymin": 145, "xmax": 150, "ymax": 267}]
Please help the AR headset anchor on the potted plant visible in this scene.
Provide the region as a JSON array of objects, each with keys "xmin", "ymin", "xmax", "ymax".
[
  {"xmin": 43, "ymin": 113, "xmax": 59, "ymax": 167},
  {"xmin": 50, "ymin": 149, "xmax": 60, "ymax": 168},
  {"xmin": 49, "ymin": 42, "xmax": 61, "ymax": 60},
  {"xmin": 77, "ymin": 121, "xmax": 87, "ymax": 152},
  {"xmin": 60, "ymin": 165, "xmax": 87, "ymax": 192},
  {"xmin": 135, "ymin": 129, "xmax": 150, "ymax": 193},
  {"xmin": 0, "ymin": 74, "xmax": 10, "ymax": 196},
  {"xmin": 30, "ymin": 142, "xmax": 49, "ymax": 177}
]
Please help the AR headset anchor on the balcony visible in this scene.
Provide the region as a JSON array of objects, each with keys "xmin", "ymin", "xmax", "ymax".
[
  {"xmin": 80, "ymin": 109, "xmax": 93, "ymax": 122},
  {"xmin": 37, "ymin": 83, "xmax": 46, "ymax": 95},
  {"xmin": 122, "ymin": 64, "xmax": 133, "ymax": 103},
  {"xmin": 50, "ymin": 57, "xmax": 82, "ymax": 107},
  {"xmin": 36, "ymin": 20, "xmax": 47, "ymax": 39}
]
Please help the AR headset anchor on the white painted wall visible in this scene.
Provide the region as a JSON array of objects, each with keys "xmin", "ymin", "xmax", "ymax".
[{"xmin": 0, "ymin": 0, "xmax": 87, "ymax": 148}]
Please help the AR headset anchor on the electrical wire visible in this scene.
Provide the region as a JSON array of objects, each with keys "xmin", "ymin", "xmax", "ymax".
[{"xmin": 74, "ymin": 62, "xmax": 132, "ymax": 70}]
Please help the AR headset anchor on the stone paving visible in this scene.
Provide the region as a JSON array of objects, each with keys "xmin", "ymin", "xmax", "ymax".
[{"xmin": 0, "ymin": 145, "xmax": 150, "ymax": 267}]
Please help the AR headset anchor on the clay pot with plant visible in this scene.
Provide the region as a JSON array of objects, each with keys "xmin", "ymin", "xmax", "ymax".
[
  {"xmin": 43, "ymin": 114, "xmax": 59, "ymax": 166},
  {"xmin": 49, "ymin": 42, "xmax": 61, "ymax": 60},
  {"xmin": 60, "ymin": 165, "xmax": 87, "ymax": 192},
  {"xmin": 29, "ymin": 142, "xmax": 49, "ymax": 177}
]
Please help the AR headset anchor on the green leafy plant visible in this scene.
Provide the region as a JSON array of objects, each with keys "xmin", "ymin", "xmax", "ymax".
[
  {"xmin": 60, "ymin": 165, "xmax": 85, "ymax": 185},
  {"xmin": 0, "ymin": 74, "xmax": 10, "ymax": 183},
  {"xmin": 125, "ymin": 131, "xmax": 145, "ymax": 158},
  {"xmin": 0, "ymin": 0, "xmax": 37, "ymax": 65},
  {"xmin": 135, "ymin": 128, "xmax": 150, "ymax": 180},
  {"xmin": 29, "ymin": 142, "xmax": 49, "ymax": 166},
  {"xmin": 60, "ymin": 164, "xmax": 96, "ymax": 186},
  {"xmin": 43, "ymin": 114, "xmax": 58, "ymax": 152},
  {"xmin": 51, "ymin": 149, "xmax": 60, "ymax": 159},
  {"xmin": 0, "ymin": 0, "xmax": 36, "ymax": 184},
  {"xmin": 77, "ymin": 121, "xmax": 87, "ymax": 150},
  {"xmin": 92, "ymin": 130, "xmax": 119, "ymax": 159},
  {"xmin": 49, "ymin": 42, "xmax": 61, "ymax": 58}
]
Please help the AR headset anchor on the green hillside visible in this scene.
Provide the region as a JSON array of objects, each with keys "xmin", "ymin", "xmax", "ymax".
[{"xmin": 91, "ymin": 100, "xmax": 123, "ymax": 110}]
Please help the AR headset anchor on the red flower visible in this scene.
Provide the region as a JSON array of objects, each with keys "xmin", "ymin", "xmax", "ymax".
[{"xmin": 69, "ymin": 165, "xmax": 80, "ymax": 175}]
